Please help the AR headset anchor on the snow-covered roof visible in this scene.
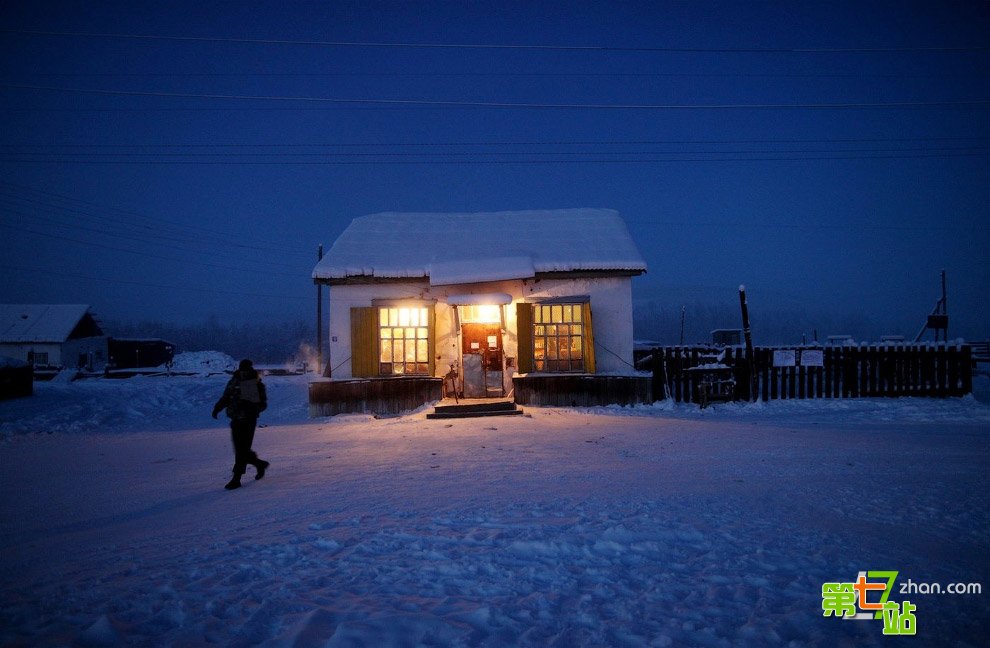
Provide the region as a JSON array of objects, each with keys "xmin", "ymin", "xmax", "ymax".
[
  {"xmin": 0, "ymin": 304, "xmax": 94, "ymax": 343},
  {"xmin": 313, "ymin": 209, "xmax": 647, "ymax": 284}
]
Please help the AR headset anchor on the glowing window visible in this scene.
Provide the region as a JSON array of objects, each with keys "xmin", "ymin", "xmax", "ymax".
[
  {"xmin": 533, "ymin": 304, "xmax": 584, "ymax": 372},
  {"xmin": 378, "ymin": 307, "xmax": 430, "ymax": 375}
]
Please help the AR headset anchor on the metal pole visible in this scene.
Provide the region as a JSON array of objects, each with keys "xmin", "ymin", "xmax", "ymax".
[
  {"xmin": 316, "ymin": 244, "xmax": 323, "ymax": 373},
  {"xmin": 679, "ymin": 306, "xmax": 685, "ymax": 346}
]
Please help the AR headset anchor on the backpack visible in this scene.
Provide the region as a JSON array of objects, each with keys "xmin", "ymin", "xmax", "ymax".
[{"xmin": 238, "ymin": 377, "xmax": 262, "ymax": 403}]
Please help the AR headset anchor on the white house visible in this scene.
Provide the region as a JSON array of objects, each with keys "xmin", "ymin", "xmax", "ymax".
[
  {"xmin": 310, "ymin": 209, "xmax": 649, "ymax": 415},
  {"xmin": 0, "ymin": 304, "xmax": 106, "ymax": 369}
]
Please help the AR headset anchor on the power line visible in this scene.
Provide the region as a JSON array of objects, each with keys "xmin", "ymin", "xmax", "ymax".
[
  {"xmin": 1, "ymin": 262, "xmax": 310, "ymax": 301},
  {"xmin": 3, "ymin": 145, "xmax": 987, "ymax": 158},
  {"xmin": 0, "ymin": 180, "xmax": 309, "ymax": 257},
  {"xmin": 2, "ymin": 136, "xmax": 987, "ymax": 148},
  {"xmin": 5, "ymin": 152, "xmax": 988, "ymax": 165},
  {"xmin": 4, "ymin": 29, "xmax": 987, "ymax": 53},
  {"xmin": 4, "ymin": 84, "xmax": 988, "ymax": 110},
  {"xmin": 0, "ymin": 212, "xmax": 308, "ymax": 279},
  {"xmin": 16, "ymin": 71, "xmax": 990, "ymax": 79}
]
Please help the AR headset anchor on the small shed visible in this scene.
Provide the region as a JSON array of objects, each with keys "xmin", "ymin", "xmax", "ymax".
[
  {"xmin": 310, "ymin": 209, "xmax": 650, "ymax": 416},
  {"xmin": 107, "ymin": 338, "xmax": 177, "ymax": 370}
]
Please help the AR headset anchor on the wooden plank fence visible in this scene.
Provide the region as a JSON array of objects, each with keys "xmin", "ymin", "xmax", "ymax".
[{"xmin": 650, "ymin": 344, "xmax": 973, "ymax": 404}]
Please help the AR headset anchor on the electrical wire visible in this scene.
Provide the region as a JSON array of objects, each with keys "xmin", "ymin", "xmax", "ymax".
[
  {"xmin": 4, "ymin": 29, "xmax": 987, "ymax": 53},
  {"xmin": 4, "ymin": 83, "xmax": 988, "ymax": 109},
  {"xmin": 0, "ymin": 180, "xmax": 310, "ymax": 258},
  {"xmin": 0, "ymin": 262, "xmax": 310, "ymax": 301},
  {"xmin": 0, "ymin": 214, "xmax": 308, "ymax": 279},
  {"xmin": 2, "ymin": 136, "xmax": 987, "ymax": 147}
]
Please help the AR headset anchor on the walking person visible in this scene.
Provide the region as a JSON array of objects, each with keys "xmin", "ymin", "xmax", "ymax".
[{"xmin": 212, "ymin": 359, "xmax": 270, "ymax": 490}]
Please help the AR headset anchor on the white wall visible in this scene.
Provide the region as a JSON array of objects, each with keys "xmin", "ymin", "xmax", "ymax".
[
  {"xmin": 326, "ymin": 274, "xmax": 638, "ymax": 380},
  {"xmin": 0, "ymin": 343, "xmax": 63, "ymax": 366}
]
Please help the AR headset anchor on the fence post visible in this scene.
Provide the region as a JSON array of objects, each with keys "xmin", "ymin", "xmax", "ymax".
[
  {"xmin": 960, "ymin": 345, "xmax": 973, "ymax": 396},
  {"xmin": 947, "ymin": 345, "xmax": 959, "ymax": 397}
]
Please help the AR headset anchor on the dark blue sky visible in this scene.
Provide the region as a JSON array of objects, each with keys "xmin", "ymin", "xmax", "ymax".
[{"xmin": 0, "ymin": 1, "xmax": 987, "ymax": 343}]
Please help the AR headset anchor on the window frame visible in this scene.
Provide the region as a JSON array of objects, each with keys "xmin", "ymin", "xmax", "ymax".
[{"xmin": 531, "ymin": 301, "xmax": 588, "ymax": 373}]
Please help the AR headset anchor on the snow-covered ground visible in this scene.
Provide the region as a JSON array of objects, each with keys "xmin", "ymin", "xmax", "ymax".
[{"xmin": 1, "ymin": 371, "xmax": 988, "ymax": 647}]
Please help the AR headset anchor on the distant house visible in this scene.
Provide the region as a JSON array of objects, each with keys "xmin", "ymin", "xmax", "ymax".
[
  {"xmin": 310, "ymin": 209, "xmax": 649, "ymax": 415},
  {"xmin": 0, "ymin": 304, "xmax": 106, "ymax": 370}
]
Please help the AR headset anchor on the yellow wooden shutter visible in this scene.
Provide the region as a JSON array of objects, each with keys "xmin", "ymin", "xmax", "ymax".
[
  {"xmin": 516, "ymin": 302, "xmax": 533, "ymax": 373},
  {"xmin": 350, "ymin": 307, "xmax": 378, "ymax": 377},
  {"xmin": 427, "ymin": 304, "xmax": 436, "ymax": 377},
  {"xmin": 582, "ymin": 301, "xmax": 596, "ymax": 374}
]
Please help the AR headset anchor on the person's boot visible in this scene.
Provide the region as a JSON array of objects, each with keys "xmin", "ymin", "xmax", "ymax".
[
  {"xmin": 224, "ymin": 475, "xmax": 242, "ymax": 490},
  {"xmin": 255, "ymin": 460, "xmax": 270, "ymax": 480}
]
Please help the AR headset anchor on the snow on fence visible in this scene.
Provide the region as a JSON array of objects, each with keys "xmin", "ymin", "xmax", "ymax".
[{"xmin": 648, "ymin": 343, "xmax": 973, "ymax": 404}]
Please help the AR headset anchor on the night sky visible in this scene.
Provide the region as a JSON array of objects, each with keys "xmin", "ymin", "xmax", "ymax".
[{"xmin": 1, "ymin": 1, "xmax": 987, "ymax": 343}]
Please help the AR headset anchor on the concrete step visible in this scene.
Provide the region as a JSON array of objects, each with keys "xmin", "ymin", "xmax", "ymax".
[{"xmin": 427, "ymin": 400, "xmax": 524, "ymax": 419}]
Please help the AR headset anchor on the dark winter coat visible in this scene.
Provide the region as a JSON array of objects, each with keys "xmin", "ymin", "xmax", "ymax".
[{"xmin": 212, "ymin": 369, "xmax": 268, "ymax": 421}]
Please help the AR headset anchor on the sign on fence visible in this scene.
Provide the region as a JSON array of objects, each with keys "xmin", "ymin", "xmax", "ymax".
[
  {"xmin": 800, "ymin": 349, "xmax": 824, "ymax": 366},
  {"xmin": 773, "ymin": 350, "xmax": 797, "ymax": 367}
]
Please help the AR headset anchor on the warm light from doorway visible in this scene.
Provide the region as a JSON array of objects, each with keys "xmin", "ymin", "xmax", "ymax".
[{"xmin": 461, "ymin": 304, "xmax": 502, "ymax": 324}]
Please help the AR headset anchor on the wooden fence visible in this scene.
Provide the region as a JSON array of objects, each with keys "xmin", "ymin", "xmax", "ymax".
[
  {"xmin": 309, "ymin": 377, "xmax": 442, "ymax": 417},
  {"xmin": 648, "ymin": 344, "xmax": 973, "ymax": 404}
]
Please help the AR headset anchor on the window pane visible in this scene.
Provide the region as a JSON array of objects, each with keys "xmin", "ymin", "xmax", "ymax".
[
  {"xmin": 573, "ymin": 306, "xmax": 582, "ymax": 323},
  {"xmin": 416, "ymin": 339, "xmax": 428, "ymax": 362},
  {"xmin": 379, "ymin": 308, "xmax": 389, "ymax": 324},
  {"xmin": 570, "ymin": 336, "xmax": 582, "ymax": 359},
  {"xmin": 535, "ymin": 359, "xmax": 545, "ymax": 371},
  {"xmin": 417, "ymin": 327, "xmax": 428, "ymax": 339},
  {"xmin": 380, "ymin": 362, "xmax": 392, "ymax": 374},
  {"xmin": 420, "ymin": 308, "xmax": 428, "ymax": 325},
  {"xmin": 380, "ymin": 339, "xmax": 392, "ymax": 363},
  {"xmin": 381, "ymin": 328, "xmax": 392, "ymax": 339},
  {"xmin": 563, "ymin": 305, "xmax": 573, "ymax": 323},
  {"xmin": 406, "ymin": 327, "xmax": 416, "ymax": 339},
  {"xmin": 534, "ymin": 306, "xmax": 542, "ymax": 324},
  {"xmin": 547, "ymin": 340, "xmax": 558, "ymax": 360},
  {"xmin": 551, "ymin": 305, "xmax": 562, "ymax": 323},
  {"xmin": 546, "ymin": 324, "xmax": 556, "ymax": 337},
  {"xmin": 405, "ymin": 340, "xmax": 416, "ymax": 362}
]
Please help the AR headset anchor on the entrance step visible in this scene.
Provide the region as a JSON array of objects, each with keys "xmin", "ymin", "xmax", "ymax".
[{"xmin": 427, "ymin": 400, "xmax": 524, "ymax": 419}]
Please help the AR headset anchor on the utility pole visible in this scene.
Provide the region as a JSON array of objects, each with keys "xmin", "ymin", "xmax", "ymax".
[
  {"xmin": 913, "ymin": 269, "xmax": 949, "ymax": 343},
  {"xmin": 679, "ymin": 306, "xmax": 685, "ymax": 346},
  {"xmin": 738, "ymin": 285, "xmax": 755, "ymax": 401},
  {"xmin": 316, "ymin": 244, "xmax": 323, "ymax": 373}
]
